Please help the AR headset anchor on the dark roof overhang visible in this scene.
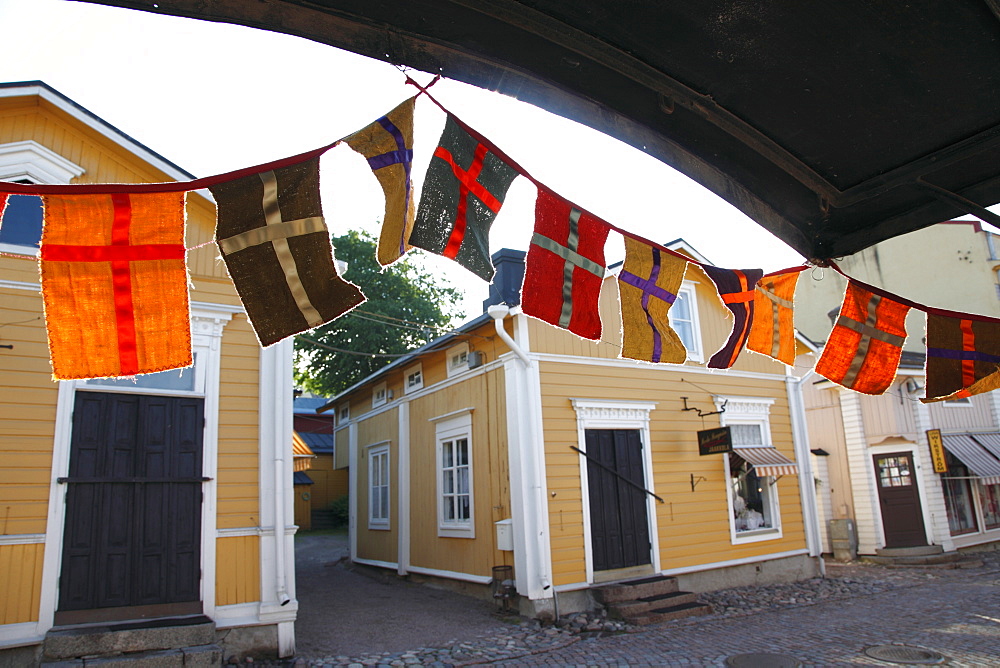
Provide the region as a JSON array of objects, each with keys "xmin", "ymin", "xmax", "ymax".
[{"xmin": 77, "ymin": 1, "xmax": 1000, "ymax": 260}]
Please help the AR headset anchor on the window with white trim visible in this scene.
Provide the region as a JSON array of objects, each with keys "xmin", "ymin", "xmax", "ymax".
[
  {"xmin": 944, "ymin": 397, "xmax": 972, "ymax": 407},
  {"xmin": 368, "ymin": 443, "xmax": 390, "ymax": 530},
  {"xmin": 0, "ymin": 140, "xmax": 85, "ymax": 256},
  {"xmin": 337, "ymin": 403, "xmax": 350, "ymax": 425},
  {"xmin": 669, "ymin": 282, "xmax": 703, "ymax": 362},
  {"xmin": 404, "ymin": 364, "xmax": 423, "ymax": 394},
  {"xmin": 446, "ymin": 342, "xmax": 470, "ymax": 378},
  {"xmin": 719, "ymin": 397, "xmax": 782, "ymax": 541},
  {"xmin": 435, "ymin": 411, "xmax": 474, "ymax": 537},
  {"xmin": 372, "ymin": 381, "xmax": 388, "ymax": 408}
]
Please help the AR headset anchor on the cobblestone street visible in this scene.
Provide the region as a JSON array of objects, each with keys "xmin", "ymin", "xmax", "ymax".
[{"xmin": 291, "ymin": 550, "xmax": 1000, "ymax": 667}]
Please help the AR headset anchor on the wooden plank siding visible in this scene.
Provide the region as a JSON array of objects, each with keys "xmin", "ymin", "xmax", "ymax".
[
  {"xmin": 306, "ymin": 454, "xmax": 349, "ymax": 509},
  {"xmin": 406, "ymin": 367, "xmax": 511, "ymax": 578},
  {"xmin": 0, "ymin": 542, "xmax": 44, "ymax": 624},
  {"xmin": 356, "ymin": 408, "xmax": 399, "ymax": 563},
  {"xmin": 538, "ymin": 359, "xmax": 806, "ymax": 584},
  {"xmin": 215, "ymin": 535, "xmax": 261, "ymax": 606}
]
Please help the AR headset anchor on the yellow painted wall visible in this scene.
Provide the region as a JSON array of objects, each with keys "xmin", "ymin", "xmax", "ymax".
[
  {"xmin": 294, "ymin": 485, "xmax": 312, "ymax": 530},
  {"xmin": 0, "ymin": 543, "xmax": 44, "ymax": 624},
  {"xmin": 0, "ymin": 90, "xmax": 264, "ymax": 623},
  {"xmin": 334, "ymin": 428, "xmax": 350, "ymax": 470},
  {"xmin": 407, "ymin": 367, "xmax": 511, "ymax": 578},
  {"xmin": 216, "ymin": 535, "xmax": 261, "ymax": 606},
  {"xmin": 307, "ymin": 454, "xmax": 349, "ymax": 508},
  {"xmin": 356, "ymin": 408, "xmax": 399, "ymax": 563}
]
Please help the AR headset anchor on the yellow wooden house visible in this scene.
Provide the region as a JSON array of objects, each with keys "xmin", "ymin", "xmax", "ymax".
[
  {"xmin": 0, "ymin": 81, "xmax": 297, "ymax": 662},
  {"xmin": 320, "ymin": 245, "xmax": 823, "ymax": 616}
]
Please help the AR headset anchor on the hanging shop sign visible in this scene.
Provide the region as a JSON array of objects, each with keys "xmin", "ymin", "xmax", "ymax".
[
  {"xmin": 698, "ymin": 426, "xmax": 733, "ymax": 456},
  {"xmin": 926, "ymin": 428, "xmax": 948, "ymax": 473}
]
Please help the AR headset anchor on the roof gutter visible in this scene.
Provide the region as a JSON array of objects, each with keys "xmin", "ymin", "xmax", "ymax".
[{"xmin": 487, "ymin": 304, "xmax": 530, "ymax": 366}]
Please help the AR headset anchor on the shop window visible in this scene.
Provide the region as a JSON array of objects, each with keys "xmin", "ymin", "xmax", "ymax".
[
  {"xmin": 720, "ymin": 397, "xmax": 783, "ymax": 541},
  {"xmin": 980, "ymin": 483, "xmax": 1000, "ymax": 531},
  {"xmin": 941, "ymin": 452, "xmax": 978, "ymax": 535}
]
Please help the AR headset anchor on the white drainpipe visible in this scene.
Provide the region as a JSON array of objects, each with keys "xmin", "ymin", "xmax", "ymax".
[
  {"xmin": 786, "ymin": 367, "xmax": 824, "ymax": 574},
  {"xmin": 488, "ymin": 304, "xmax": 530, "ymax": 366}
]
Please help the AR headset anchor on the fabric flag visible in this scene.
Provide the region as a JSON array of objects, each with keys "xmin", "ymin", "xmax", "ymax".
[
  {"xmin": 923, "ymin": 314, "xmax": 1000, "ymax": 402},
  {"xmin": 409, "ymin": 115, "xmax": 518, "ymax": 281},
  {"xmin": 521, "ymin": 188, "xmax": 609, "ymax": 339},
  {"xmin": 747, "ymin": 272, "xmax": 799, "ymax": 366},
  {"xmin": 816, "ymin": 282, "xmax": 909, "ymax": 394},
  {"xmin": 618, "ymin": 237, "xmax": 689, "ymax": 363},
  {"xmin": 210, "ymin": 157, "xmax": 365, "ymax": 347},
  {"xmin": 0, "ymin": 193, "xmax": 7, "ymax": 220},
  {"xmin": 703, "ymin": 265, "xmax": 764, "ymax": 369},
  {"xmin": 39, "ymin": 192, "xmax": 191, "ymax": 379},
  {"xmin": 345, "ymin": 96, "xmax": 416, "ymax": 267}
]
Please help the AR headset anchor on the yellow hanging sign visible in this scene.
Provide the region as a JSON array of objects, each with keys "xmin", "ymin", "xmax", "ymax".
[{"xmin": 926, "ymin": 429, "xmax": 948, "ymax": 474}]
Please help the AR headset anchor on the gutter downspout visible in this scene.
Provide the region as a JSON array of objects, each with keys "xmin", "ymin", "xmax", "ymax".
[
  {"xmin": 488, "ymin": 304, "xmax": 530, "ymax": 366},
  {"xmin": 786, "ymin": 367, "xmax": 825, "ymax": 576}
]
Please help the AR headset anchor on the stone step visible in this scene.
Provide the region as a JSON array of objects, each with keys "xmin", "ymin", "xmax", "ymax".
[
  {"xmin": 41, "ymin": 643, "xmax": 222, "ymax": 667},
  {"xmin": 862, "ymin": 552, "xmax": 968, "ymax": 567},
  {"xmin": 630, "ymin": 601, "xmax": 713, "ymax": 626},
  {"xmin": 608, "ymin": 590, "xmax": 699, "ymax": 619},
  {"xmin": 593, "ymin": 575, "xmax": 679, "ymax": 604},
  {"xmin": 43, "ymin": 615, "xmax": 215, "ymax": 661},
  {"xmin": 875, "ymin": 545, "xmax": 944, "ymax": 557}
]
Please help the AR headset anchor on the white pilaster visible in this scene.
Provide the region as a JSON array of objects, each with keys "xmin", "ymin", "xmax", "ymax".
[
  {"xmin": 837, "ymin": 389, "xmax": 883, "ymax": 553},
  {"xmin": 910, "ymin": 394, "xmax": 955, "ymax": 551}
]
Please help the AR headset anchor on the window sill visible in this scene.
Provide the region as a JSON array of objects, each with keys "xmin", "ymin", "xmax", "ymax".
[
  {"xmin": 732, "ymin": 527, "xmax": 782, "ymax": 544},
  {"xmin": 437, "ymin": 525, "xmax": 475, "ymax": 539},
  {"xmin": 368, "ymin": 522, "xmax": 390, "ymax": 531}
]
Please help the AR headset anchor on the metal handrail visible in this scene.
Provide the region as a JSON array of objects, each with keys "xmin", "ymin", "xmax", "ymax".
[{"xmin": 570, "ymin": 446, "xmax": 664, "ymax": 503}]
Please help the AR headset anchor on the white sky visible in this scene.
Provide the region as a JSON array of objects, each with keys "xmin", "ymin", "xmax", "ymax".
[{"xmin": 0, "ymin": 0, "xmax": 807, "ymax": 318}]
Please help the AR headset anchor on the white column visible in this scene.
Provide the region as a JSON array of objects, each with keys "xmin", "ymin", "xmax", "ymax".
[
  {"xmin": 258, "ymin": 339, "xmax": 297, "ymax": 657},
  {"xmin": 786, "ymin": 374, "xmax": 822, "ymax": 560},
  {"xmin": 397, "ymin": 401, "xmax": 411, "ymax": 575},
  {"xmin": 910, "ymin": 394, "xmax": 955, "ymax": 551},
  {"xmin": 837, "ymin": 389, "xmax": 883, "ymax": 554}
]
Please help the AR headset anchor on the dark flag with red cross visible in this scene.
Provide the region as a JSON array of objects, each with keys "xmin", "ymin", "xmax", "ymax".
[
  {"xmin": 521, "ymin": 188, "xmax": 609, "ymax": 340},
  {"xmin": 409, "ymin": 115, "xmax": 519, "ymax": 281},
  {"xmin": 923, "ymin": 313, "xmax": 1000, "ymax": 402},
  {"xmin": 816, "ymin": 282, "xmax": 909, "ymax": 394},
  {"xmin": 703, "ymin": 265, "xmax": 764, "ymax": 369}
]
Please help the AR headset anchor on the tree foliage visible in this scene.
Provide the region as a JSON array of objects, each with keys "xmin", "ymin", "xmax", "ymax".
[{"xmin": 294, "ymin": 230, "xmax": 465, "ymax": 396}]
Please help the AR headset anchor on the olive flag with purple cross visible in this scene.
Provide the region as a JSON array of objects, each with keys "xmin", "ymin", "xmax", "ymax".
[
  {"xmin": 521, "ymin": 187, "xmax": 609, "ymax": 340},
  {"xmin": 345, "ymin": 96, "xmax": 417, "ymax": 267},
  {"xmin": 923, "ymin": 312, "xmax": 1000, "ymax": 402},
  {"xmin": 618, "ymin": 236, "xmax": 690, "ymax": 364}
]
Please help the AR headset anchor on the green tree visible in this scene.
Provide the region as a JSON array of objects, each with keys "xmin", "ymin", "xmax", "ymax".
[{"xmin": 294, "ymin": 229, "xmax": 465, "ymax": 396}]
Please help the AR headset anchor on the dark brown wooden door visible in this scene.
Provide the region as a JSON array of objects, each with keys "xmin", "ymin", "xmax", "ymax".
[
  {"xmin": 58, "ymin": 392, "xmax": 205, "ymax": 623},
  {"xmin": 873, "ymin": 452, "xmax": 927, "ymax": 548},
  {"xmin": 586, "ymin": 429, "xmax": 651, "ymax": 572}
]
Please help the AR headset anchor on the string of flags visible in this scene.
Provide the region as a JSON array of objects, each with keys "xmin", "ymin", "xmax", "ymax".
[{"xmin": 1, "ymin": 75, "xmax": 999, "ymax": 403}]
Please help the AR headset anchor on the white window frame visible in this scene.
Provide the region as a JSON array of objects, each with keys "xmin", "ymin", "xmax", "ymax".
[
  {"xmin": 717, "ymin": 396, "xmax": 782, "ymax": 544},
  {"xmin": 337, "ymin": 403, "xmax": 350, "ymax": 425},
  {"xmin": 668, "ymin": 281, "xmax": 703, "ymax": 363},
  {"xmin": 0, "ymin": 140, "xmax": 85, "ymax": 256},
  {"xmin": 372, "ymin": 381, "xmax": 388, "ymax": 408},
  {"xmin": 446, "ymin": 342, "xmax": 470, "ymax": 379},
  {"xmin": 367, "ymin": 442, "xmax": 391, "ymax": 530},
  {"xmin": 404, "ymin": 364, "xmax": 423, "ymax": 394},
  {"xmin": 432, "ymin": 409, "xmax": 475, "ymax": 538}
]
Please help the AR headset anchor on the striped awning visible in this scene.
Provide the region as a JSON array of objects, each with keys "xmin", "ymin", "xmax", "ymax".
[
  {"xmin": 942, "ymin": 434, "xmax": 1000, "ymax": 485},
  {"xmin": 734, "ymin": 446, "xmax": 798, "ymax": 477}
]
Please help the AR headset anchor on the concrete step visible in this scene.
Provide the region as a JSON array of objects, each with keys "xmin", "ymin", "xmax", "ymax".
[
  {"xmin": 593, "ymin": 575, "xmax": 679, "ymax": 604},
  {"xmin": 609, "ymin": 591, "xmax": 699, "ymax": 619},
  {"xmin": 630, "ymin": 601, "xmax": 713, "ymax": 626},
  {"xmin": 42, "ymin": 615, "xmax": 215, "ymax": 661},
  {"xmin": 41, "ymin": 643, "xmax": 222, "ymax": 667},
  {"xmin": 875, "ymin": 545, "xmax": 944, "ymax": 557}
]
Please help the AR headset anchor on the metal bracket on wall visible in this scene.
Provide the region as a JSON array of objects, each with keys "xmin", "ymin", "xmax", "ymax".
[
  {"xmin": 681, "ymin": 396, "xmax": 726, "ymax": 418},
  {"xmin": 690, "ymin": 474, "xmax": 707, "ymax": 492}
]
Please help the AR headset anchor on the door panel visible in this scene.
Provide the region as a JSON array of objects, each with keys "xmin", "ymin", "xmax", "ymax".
[
  {"xmin": 874, "ymin": 452, "xmax": 927, "ymax": 548},
  {"xmin": 586, "ymin": 429, "xmax": 651, "ymax": 572},
  {"xmin": 59, "ymin": 392, "xmax": 205, "ymax": 618}
]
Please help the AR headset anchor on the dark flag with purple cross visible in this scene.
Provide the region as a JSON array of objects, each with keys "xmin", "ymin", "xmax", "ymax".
[
  {"xmin": 923, "ymin": 313, "xmax": 1000, "ymax": 402},
  {"xmin": 409, "ymin": 115, "xmax": 519, "ymax": 281}
]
